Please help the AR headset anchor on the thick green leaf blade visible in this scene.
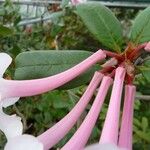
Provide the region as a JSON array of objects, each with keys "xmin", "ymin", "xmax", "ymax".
[
  {"xmin": 0, "ymin": 25, "xmax": 13, "ymax": 37},
  {"xmin": 76, "ymin": 2, "xmax": 123, "ymax": 52},
  {"xmin": 130, "ymin": 7, "xmax": 150, "ymax": 45},
  {"xmin": 14, "ymin": 50, "xmax": 99, "ymax": 90}
]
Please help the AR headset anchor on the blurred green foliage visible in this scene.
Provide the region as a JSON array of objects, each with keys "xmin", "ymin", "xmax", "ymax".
[{"xmin": 0, "ymin": 0, "xmax": 150, "ymax": 150}]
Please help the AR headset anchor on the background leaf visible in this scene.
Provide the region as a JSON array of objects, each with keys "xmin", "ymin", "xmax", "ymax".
[
  {"xmin": 0, "ymin": 25, "xmax": 13, "ymax": 37},
  {"xmin": 76, "ymin": 2, "xmax": 123, "ymax": 52},
  {"xmin": 136, "ymin": 57, "xmax": 150, "ymax": 94},
  {"xmin": 130, "ymin": 7, "xmax": 150, "ymax": 45},
  {"xmin": 14, "ymin": 50, "xmax": 100, "ymax": 89},
  {"xmin": 138, "ymin": 57, "xmax": 150, "ymax": 82}
]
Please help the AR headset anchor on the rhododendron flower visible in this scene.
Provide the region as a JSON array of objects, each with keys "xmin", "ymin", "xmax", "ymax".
[
  {"xmin": 0, "ymin": 51, "xmax": 105, "ymax": 150},
  {"xmin": 38, "ymin": 72, "xmax": 103, "ymax": 149},
  {"xmin": 0, "ymin": 50, "xmax": 106, "ymax": 100},
  {"xmin": 0, "ymin": 53, "xmax": 22, "ymax": 140},
  {"xmin": 61, "ymin": 76, "xmax": 113, "ymax": 150},
  {"xmin": 85, "ymin": 143, "xmax": 124, "ymax": 150},
  {"xmin": 0, "ymin": 46, "xmax": 144, "ymax": 150},
  {"xmin": 71, "ymin": 0, "xmax": 86, "ymax": 5},
  {"xmin": 100, "ymin": 67, "xmax": 126, "ymax": 144},
  {"xmin": 4, "ymin": 134, "xmax": 43, "ymax": 150},
  {"xmin": 118, "ymin": 85, "xmax": 136, "ymax": 150}
]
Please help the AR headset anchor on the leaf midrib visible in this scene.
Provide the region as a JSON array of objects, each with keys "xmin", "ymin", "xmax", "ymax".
[
  {"xmin": 96, "ymin": 9, "xmax": 121, "ymax": 52},
  {"xmin": 16, "ymin": 62, "xmax": 85, "ymax": 69}
]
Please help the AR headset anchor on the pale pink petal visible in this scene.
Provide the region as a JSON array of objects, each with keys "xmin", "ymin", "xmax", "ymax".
[
  {"xmin": 61, "ymin": 76, "xmax": 113, "ymax": 150},
  {"xmin": 4, "ymin": 134, "xmax": 43, "ymax": 150},
  {"xmin": 100, "ymin": 67, "xmax": 126, "ymax": 144},
  {"xmin": 0, "ymin": 53, "xmax": 12, "ymax": 78},
  {"xmin": 0, "ymin": 50, "xmax": 106, "ymax": 100},
  {"xmin": 118, "ymin": 85, "xmax": 136, "ymax": 150},
  {"xmin": 0, "ymin": 97, "xmax": 20, "ymax": 108},
  {"xmin": 38, "ymin": 72, "xmax": 103, "ymax": 150},
  {"xmin": 0, "ymin": 107, "xmax": 23, "ymax": 140},
  {"xmin": 85, "ymin": 143, "xmax": 124, "ymax": 150},
  {"xmin": 145, "ymin": 42, "xmax": 150, "ymax": 52}
]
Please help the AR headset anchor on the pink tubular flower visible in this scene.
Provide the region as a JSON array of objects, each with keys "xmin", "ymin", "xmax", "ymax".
[
  {"xmin": 0, "ymin": 96, "xmax": 22, "ymax": 140},
  {"xmin": 37, "ymin": 72, "xmax": 103, "ymax": 150},
  {"xmin": 145, "ymin": 42, "xmax": 150, "ymax": 52},
  {"xmin": 102, "ymin": 58, "xmax": 118, "ymax": 68},
  {"xmin": 0, "ymin": 54, "xmax": 22, "ymax": 140},
  {"xmin": 61, "ymin": 76, "xmax": 113, "ymax": 150},
  {"xmin": 0, "ymin": 54, "xmax": 43, "ymax": 150},
  {"xmin": 100, "ymin": 67, "xmax": 126, "ymax": 144},
  {"xmin": 71, "ymin": 0, "xmax": 86, "ymax": 5},
  {"xmin": 118, "ymin": 85, "xmax": 136, "ymax": 150},
  {"xmin": 0, "ymin": 50, "xmax": 106, "ymax": 100},
  {"xmin": 85, "ymin": 143, "xmax": 124, "ymax": 150}
]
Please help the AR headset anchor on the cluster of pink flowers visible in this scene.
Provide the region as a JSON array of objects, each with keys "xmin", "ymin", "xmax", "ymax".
[{"xmin": 0, "ymin": 42, "xmax": 150, "ymax": 150}]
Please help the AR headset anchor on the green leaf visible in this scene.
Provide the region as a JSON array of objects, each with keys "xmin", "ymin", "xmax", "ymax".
[
  {"xmin": 138, "ymin": 58, "xmax": 150, "ymax": 82},
  {"xmin": 134, "ymin": 130, "xmax": 150, "ymax": 143},
  {"xmin": 14, "ymin": 50, "xmax": 99, "ymax": 90},
  {"xmin": 143, "ymin": 57, "xmax": 150, "ymax": 66},
  {"xmin": 141, "ymin": 117, "xmax": 148, "ymax": 132},
  {"xmin": 0, "ymin": 25, "xmax": 13, "ymax": 37},
  {"xmin": 137, "ymin": 57, "xmax": 150, "ymax": 94},
  {"xmin": 76, "ymin": 2, "xmax": 123, "ymax": 52},
  {"xmin": 139, "ymin": 66, "xmax": 150, "ymax": 82},
  {"xmin": 50, "ymin": 11, "xmax": 64, "ymax": 25},
  {"xmin": 130, "ymin": 7, "xmax": 150, "ymax": 45},
  {"xmin": 61, "ymin": 0, "xmax": 70, "ymax": 8}
]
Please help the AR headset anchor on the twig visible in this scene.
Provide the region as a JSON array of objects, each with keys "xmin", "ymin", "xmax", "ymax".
[
  {"xmin": 13, "ymin": 105, "xmax": 28, "ymax": 132},
  {"xmin": 136, "ymin": 95, "xmax": 150, "ymax": 101}
]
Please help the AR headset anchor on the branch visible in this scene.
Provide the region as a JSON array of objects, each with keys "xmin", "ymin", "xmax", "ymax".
[{"xmin": 135, "ymin": 95, "xmax": 150, "ymax": 101}]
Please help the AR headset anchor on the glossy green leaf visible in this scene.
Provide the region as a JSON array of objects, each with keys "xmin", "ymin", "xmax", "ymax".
[
  {"xmin": 0, "ymin": 25, "xmax": 13, "ymax": 36},
  {"xmin": 14, "ymin": 50, "xmax": 100, "ymax": 89},
  {"xmin": 76, "ymin": 2, "xmax": 123, "ymax": 52},
  {"xmin": 130, "ymin": 7, "xmax": 150, "ymax": 44}
]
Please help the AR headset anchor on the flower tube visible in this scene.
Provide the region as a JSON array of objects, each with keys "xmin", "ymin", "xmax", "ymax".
[
  {"xmin": 84, "ymin": 143, "xmax": 123, "ymax": 150},
  {"xmin": 38, "ymin": 72, "xmax": 103, "ymax": 150},
  {"xmin": 71, "ymin": 0, "xmax": 86, "ymax": 5},
  {"xmin": 100, "ymin": 67, "xmax": 126, "ymax": 145},
  {"xmin": 118, "ymin": 85, "xmax": 136, "ymax": 150},
  {"xmin": 61, "ymin": 76, "xmax": 113, "ymax": 150},
  {"xmin": 0, "ymin": 50, "xmax": 106, "ymax": 100}
]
